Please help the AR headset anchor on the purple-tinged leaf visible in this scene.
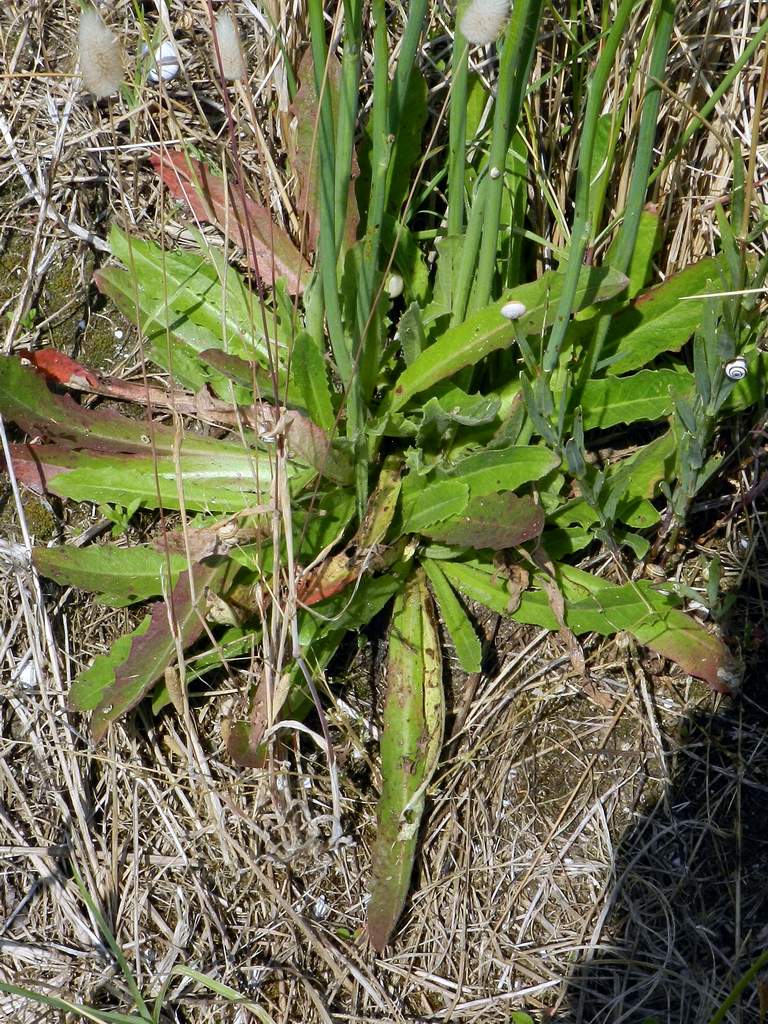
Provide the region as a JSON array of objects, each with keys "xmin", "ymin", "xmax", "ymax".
[
  {"xmin": 0, "ymin": 357, "xmax": 252, "ymax": 461},
  {"xmin": 71, "ymin": 556, "xmax": 234, "ymax": 741},
  {"xmin": 425, "ymin": 493, "xmax": 544, "ymax": 549},
  {"xmin": 33, "ymin": 543, "xmax": 189, "ymax": 606}
]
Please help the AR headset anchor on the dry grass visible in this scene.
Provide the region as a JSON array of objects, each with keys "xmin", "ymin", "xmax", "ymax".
[{"xmin": 2, "ymin": 1, "xmax": 768, "ymax": 1021}]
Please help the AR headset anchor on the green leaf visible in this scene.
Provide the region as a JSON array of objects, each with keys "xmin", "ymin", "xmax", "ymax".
[
  {"xmin": 391, "ymin": 264, "xmax": 628, "ymax": 411},
  {"xmin": 618, "ymin": 206, "xmax": 660, "ymax": 299},
  {"xmin": 540, "ymin": 525, "xmax": 594, "ymax": 559},
  {"xmin": 0, "ymin": 980, "xmax": 147, "ymax": 1024},
  {"xmin": 400, "ymin": 479, "xmax": 469, "ymax": 534},
  {"xmin": 440, "ymin": 559, "xmax": 516, "ymax": 616},
  {"xmin": 100, "ymin": 226, "xmax": 282, "ymax": 369},
  {"xmin": 387, "ymin": 218, "xmax": 430, "ymax": 304},
  {"xmin": 436, "ymin": 444, "xmax": 560, "ymax": 498},
  {"xmin": 304, "ymin": 571, "xmax": 405, "ymax": 643},
  {"xmin": 423, "ymin": 558, "xmax": 482, "ymax": 672},
  {"xmin": 70, "ymin": 556, "xmax": 234, "ymax": 741},
  {"xmin": 580, "ymin": 369, "xmax": 691, "ymax": 428},
  {"xmin": 465, "ymin": 72, "xmax": 486, "ymax": 143},
  {"xmin": 424, "ymin": 235, "xmax": 464, "ymax": 325},
  {"xmin": 386, "ymin": 70, "xmax": 428, "ymax": 217},
  {"xmin": 49, "ymin": 451, "xmax": 300, "ymax": 513},
  {"xmin": 32, "ymin": 544, "xmax": 188, "ymax": 606},
  {"xmin": 399, "ymin": 302, "xmax": 427, "ymax": 366},
  {"xmin": 604, "ymin": 430, "xmax": 676, "ymax": 506},
  {"xmin": 424, "ymin": 492, "xmax": 544, "ymax": 549},
  {"xmin": 442, "ymin": 559, "xmax": 732, "ymax": 692},
  {"xmin": 417, "ymin": 387, "xmax": 500, "ymax": 445},
  {"xmin": 368, "ymin": 570, "xmax": 444, "ymax": 951},
  {"xmin": 70, "ymin": 615, "xmax": 152, "ymax": 712},
  {"xmin": 361, "ymin": 456, "xmax": 403, "ymax": 546},
  {"xmin": 290, "ymin": 330, "xmax": 335, "ymax": 432},
  {"xmin": 599, "ymin": 257, "xmax": 723, "ymax": 374},
  {"xmin": 589, "ymin": 114, "xmax": 613, "ymax": 235}
]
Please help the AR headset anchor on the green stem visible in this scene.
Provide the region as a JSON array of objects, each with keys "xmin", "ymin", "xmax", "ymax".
[
  {"xmin": 308, "ymin": 0, "xmax": 364, "ymax": 517},
  {"xmin": 307, "ymin": 0, "xmax": 351, "ymax": 384},
  {"xmin": 390, "ymin": 0, "xmax": 429, "ymax": 127},
  {"xmin": 450, "ymin": 175, "xmax": 487, "ymax": 326},
  {"xmin": 542, "ymin": 0, "xmax": 639, "ymax": 380},
  {"xmin": 706, "ymin": 950, "xmax": 768, "ymax": 1024},
  {"xmin": 577, "ymin": 0, "xmax": 676, "ymax": 390},
  {"xmin": 447, "ymin": 34, "xmax": 469, "ymax": 238},
  {"xmin": 588, "ymin": 0, "xmax": 661, "ymax": 238},
  {"xmin": 474, "ymin": 0, "xmax": 545, "ymax": 309},
  {"xmin": 334, "ymin": 0, "xmax": 363, "ymax": 256},
  {"xmin": 354, "ymin": 0, "xmax": 390, "ymax": 408}
]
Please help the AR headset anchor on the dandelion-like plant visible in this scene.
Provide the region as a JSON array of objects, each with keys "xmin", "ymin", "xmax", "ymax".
[{"xmin": 77, "ymin": 8, "xmax": 123, "ymax": 99}]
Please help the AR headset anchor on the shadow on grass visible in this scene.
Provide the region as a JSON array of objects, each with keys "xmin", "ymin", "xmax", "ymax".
[{"xmin": 560, "ymin": 663, "xmax": 768, "ymax": 1023}]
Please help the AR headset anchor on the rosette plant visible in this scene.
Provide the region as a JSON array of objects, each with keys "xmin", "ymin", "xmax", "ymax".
[{"xmin": 2, "ymin": 0, "xmax": 764, "ymax": 947}]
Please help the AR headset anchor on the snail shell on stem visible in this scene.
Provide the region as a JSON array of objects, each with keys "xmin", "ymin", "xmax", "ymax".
[
  {"xmin": 142, "ymin": 40, "xmax": 180, "ymax": 83},
  {"xmin": 500, "ymin": 300, "xmax": 527, "ymax": 321},
  {"xmin": 724, "ymin": 356, "xmax": 747, "ymax": 381}
]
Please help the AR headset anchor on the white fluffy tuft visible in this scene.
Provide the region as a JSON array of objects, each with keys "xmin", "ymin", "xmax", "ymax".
[
  {"xmin": 459, "ymin": 0, "xmax": 510, "ymax": 45},
  {"xmin": 214, "ymin": 13, "xmax": 246, "ymax": 81},
  {"xmin": 78, "ymin": 9, "xmax": 123, "ymax": 99}
]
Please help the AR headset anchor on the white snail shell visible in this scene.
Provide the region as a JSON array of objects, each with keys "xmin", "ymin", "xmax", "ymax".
[
  {"xmin": 143, "ymin": 40, "xmax": 180, "ymax": 83},
  {"xmin": 724, "ymin": 356, "xmax": 747, "ymax": 381},
  {"xmin": 489, "ymin": 166, "xmax": 501, "ymax": 180},
  {"xmin": 386, "ymin": 273, "xmax": 404, "ymax": 299},
  {"xmin": 500, "ymin": 300, "xmax": 527, "ymax": 321}
]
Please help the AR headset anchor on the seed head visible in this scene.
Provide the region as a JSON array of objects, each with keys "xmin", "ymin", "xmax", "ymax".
[
  {"xmin": 214, "ymin": 13, "xmax": 246, "ymax": 81},
  {"xmin": 459, "ymin": 0, "xmax": 510, "ymax": 46},
  {"xmin": 78, "ymin": 9, "xmax": 123, "ymax": 99}
]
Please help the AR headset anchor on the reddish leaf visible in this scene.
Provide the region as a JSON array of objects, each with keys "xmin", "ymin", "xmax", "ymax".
[
  {"xmin": 425, "ymin": 493, "xmax": 544, "ymax": 549},
  {"xmin": 3, "ymin": 443, "xmax": 73, "ymax": 493},
  {"xmin": 0, "ymin": 356, "xmax": 255, "ymax": 463},
  {"xmin": 17, "ymin": 349, "xmax": 101, "ymax": 389},
  {"xmin": 297, "ymin": 554, "xmax": 360, "ymax": 606},
  {"xmin": 19, "ymin": 346, "xmax": 250, "ymax": 428},
  {"xmin": 70, "ymin": 556, "xmax": 233, "ymax": 741},
  {"xmin": 150, "ymin": 150, "xmax": 311, "ymax": 294},
  {"xmin": 287, "ymin": 50, "xmax": 359, "ymax": 254}
]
